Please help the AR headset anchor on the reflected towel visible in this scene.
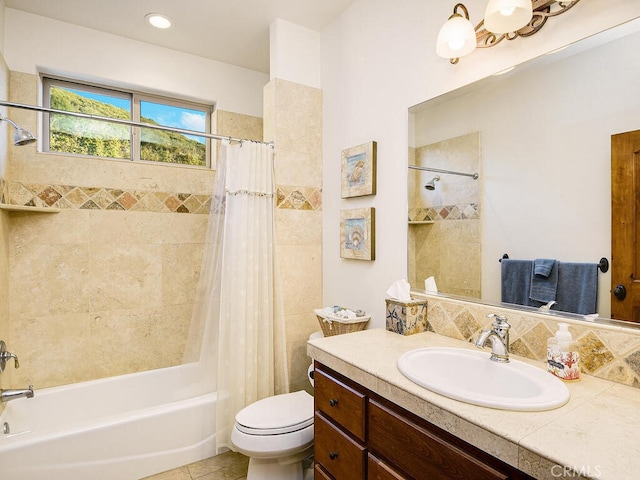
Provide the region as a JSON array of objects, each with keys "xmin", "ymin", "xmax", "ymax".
[
  {"xmin": 529, "ymin": 259, "xmax": 558, "ymax": 304},
  {"xmin": 501, "ymin": 259, "xmax": 534, "ymax": 306},
  {"xmin": 555, "ymin": 262, "xmax": 598, "ymax": 315}
]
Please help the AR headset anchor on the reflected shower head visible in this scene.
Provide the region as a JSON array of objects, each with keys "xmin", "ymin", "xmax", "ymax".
[
  {"xmin": 0, "ymin": 115, "xmax": 36, "ymax": 146},
  {"xmin": 424, "ymin": 176, "xmax": 440, "ymax": 191}
]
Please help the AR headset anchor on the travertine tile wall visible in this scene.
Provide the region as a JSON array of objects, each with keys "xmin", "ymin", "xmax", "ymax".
[
  {"xmin": 0, "ymin": 53, "xmax": 10, "ymax": 412},
  {"xmin": 408, "ymin": 133, "xmax": 481, "ymax": 298},
  {"xmin": 421, "ymin": 293, "xmax": 640, "ymax": 388},
  {"xmin": 264, "ymin": 78, "xmax": 323, "ymax": 395},
  {"xmin": 3, "ymin": 71, "xmax": 268, "ymax": 389}
]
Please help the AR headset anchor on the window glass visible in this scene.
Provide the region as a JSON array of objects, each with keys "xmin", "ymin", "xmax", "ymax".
[
  {"xmin": 43, "ymin": 77, "xmax": 211, "ymax": 167},
  {"xmin": 140, "ymin": 100, "xmax": 207, "ymax": 166},
  {"xmin": 48, "ymin": 83, "xmax": 131, "ymax": 159}
]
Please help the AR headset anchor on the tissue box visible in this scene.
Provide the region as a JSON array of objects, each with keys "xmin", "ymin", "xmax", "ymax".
[{"xmin": 385, "ymin": 298, "xmax": 428, "ymax": 335}]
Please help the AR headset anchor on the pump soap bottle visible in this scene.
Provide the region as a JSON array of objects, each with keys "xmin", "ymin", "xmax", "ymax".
[{"xmin": 547, "ymin": 322, "xmax": 580, "ymax": 381}]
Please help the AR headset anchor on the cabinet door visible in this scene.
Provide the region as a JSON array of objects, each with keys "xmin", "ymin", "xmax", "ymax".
[
  {"xmin": 368, "ymin": 399, "xmax": 509, "ymax": 480},
  {"xmin": 315, "ymin": 412, "xmax": 366, "ymax": 480},
  {"xmin": 368, "ymin": 453, "xmax": 409, "ymax": 480},
  {"xmin": 314, "ymin": 365, "xmax": 366, "ymax": 441}
]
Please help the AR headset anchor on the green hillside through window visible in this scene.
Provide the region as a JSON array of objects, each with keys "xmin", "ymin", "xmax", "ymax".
[{"xmin": 49, "ymin": 87, "xmax": 207, "ymax": 166}]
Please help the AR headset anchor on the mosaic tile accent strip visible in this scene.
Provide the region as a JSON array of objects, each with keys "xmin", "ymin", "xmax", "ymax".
[
  {"xmin": 4, "ymin": 182, "xmax": 322, "ymax": 214},
  {"xmin": 408, "ymin": 203, "xmax": 479, "ymax": 222},
  {"xmin": 422, "ymin": 294, "xmax": 640, "ymax": 389}
]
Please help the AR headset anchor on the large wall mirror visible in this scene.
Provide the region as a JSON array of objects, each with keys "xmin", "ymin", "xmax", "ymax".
[{"xmin": 408, "ymin": 18, "xmax": 640, "ymax": 324}]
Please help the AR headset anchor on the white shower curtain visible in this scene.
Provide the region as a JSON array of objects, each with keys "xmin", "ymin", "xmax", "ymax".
[{"xmin": 185, "ymin": 140, "xmax": 289, "ymax": 453}]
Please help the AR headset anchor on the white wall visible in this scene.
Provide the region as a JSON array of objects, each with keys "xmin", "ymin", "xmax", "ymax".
[
  {"xmin": 3, "ymin": 8, "xmax": 268, "ymax": 116},
  {"xmin": 321, "ymin": 0, "xmax": 640, "ymax": 326},
  {"xmin": 270, "ymin": 18, "xmax": 321, "ymax": 89}
]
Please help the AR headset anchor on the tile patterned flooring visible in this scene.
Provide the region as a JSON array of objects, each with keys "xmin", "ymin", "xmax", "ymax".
[{"xmin": 141, "ymin": 452, "xmax": 249, "ymax": 480}]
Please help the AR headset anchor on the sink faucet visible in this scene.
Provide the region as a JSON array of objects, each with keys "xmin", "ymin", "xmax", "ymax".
[
  {"xmin": 475, "ymin": 314, "xmax": 510, "ymax": 363},
  {"xmin": 1, "ymin": 385, "xmax": 34, "ymax": 403}
]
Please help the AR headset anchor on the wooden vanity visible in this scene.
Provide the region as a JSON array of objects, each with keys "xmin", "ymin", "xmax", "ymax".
[
  {"xmin": 313, "ymin": 362, "xmax": 534, "ymax": 480},
  {"xmin": 308, "ymin": 328, "xmax": 640, "ymax": 480}
]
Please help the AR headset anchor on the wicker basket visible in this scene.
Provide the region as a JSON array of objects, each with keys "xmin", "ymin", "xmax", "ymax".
[{"xmin": 314, "ymin": 309, "xmax": 370, "ymax": 337}]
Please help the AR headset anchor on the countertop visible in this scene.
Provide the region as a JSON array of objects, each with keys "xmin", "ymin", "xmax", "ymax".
[{"xmin": 307, "ymin": 328, "xmax": 640, "ymax": 480}]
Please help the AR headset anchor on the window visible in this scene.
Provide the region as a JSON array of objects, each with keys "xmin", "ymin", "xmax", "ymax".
[{"xmin": 42, "ymin": 77, "xmax": 212, "ymax": 167}]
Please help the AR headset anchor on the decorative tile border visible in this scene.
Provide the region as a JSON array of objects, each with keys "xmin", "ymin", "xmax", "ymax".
[
  {"xmin": 3, "ymin": 181, "xmax": 322, "ymax": 214},
  {"xmin": 409, "ymin": 203, "xmax": 479, "ymax": 222},
  {"xmin": 421, "ymin": 294, "xmax": 640, "ymax": 389}
]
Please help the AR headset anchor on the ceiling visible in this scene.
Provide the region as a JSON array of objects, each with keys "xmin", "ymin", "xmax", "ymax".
[{"xmin": 4, "ymin": 0, "xmax": 358, "ymax": 73}]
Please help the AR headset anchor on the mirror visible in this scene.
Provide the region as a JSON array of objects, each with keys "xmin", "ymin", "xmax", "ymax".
[{"xmin": 408, "ymin": 19, "xmax": 640, "ymax": 322}]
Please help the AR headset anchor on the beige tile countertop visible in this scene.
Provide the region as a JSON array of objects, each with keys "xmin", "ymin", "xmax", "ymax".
[{"xmin": 307, "ymin": 328, "xmax": 640, "ymax": 480}]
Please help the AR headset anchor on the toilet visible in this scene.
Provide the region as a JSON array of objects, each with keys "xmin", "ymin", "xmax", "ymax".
[{"xmin": 230, "ymin": 332, "xmax": 321, "ymax": 480}]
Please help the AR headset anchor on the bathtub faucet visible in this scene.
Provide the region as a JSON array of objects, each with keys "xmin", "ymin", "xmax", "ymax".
[{"xmin": 1, "ymin": 385, "xmax": 34, "ymax": 403}]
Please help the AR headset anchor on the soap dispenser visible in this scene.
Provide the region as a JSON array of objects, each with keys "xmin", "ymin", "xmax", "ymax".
[{"xmin": 547, "ymin": 323, "xmax": 580, "ymax": 381}]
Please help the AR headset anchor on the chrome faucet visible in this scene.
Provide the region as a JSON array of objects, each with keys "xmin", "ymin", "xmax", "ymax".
[
  {"xmin": 0, "ymin": 340, "xmax": 20, "ymax": 372},
  {"xmin": 1, "ymin": 385, "xmax": 34, "ymax": 403},
  {"xmin": 475, "ymin": 313, "xmax": 510, "ymax": 363}
]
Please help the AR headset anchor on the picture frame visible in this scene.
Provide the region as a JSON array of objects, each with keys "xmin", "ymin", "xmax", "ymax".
[
  {"xmin": 340, "ymin": 208, "xmax": 375, "ymax": 261},
  {"xmin": 341, "ymin": 141, "xmax": 377, "ymax": 198}
]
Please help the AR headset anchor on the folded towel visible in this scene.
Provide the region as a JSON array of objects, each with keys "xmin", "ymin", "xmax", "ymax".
[
  {"xmin": 529, "ymin": 259, "xmax": 558, "ymax": 304},
  {"xmin": 501, "ymin": 259, "xmax": 534, "ymax": 307},
  {"xmin": 533, "ymin": 258, "xmax": 556, "ymax": 278},
  {"xmin": 555, "ymin": 262, "xmax": 598, "ymax": 315}
]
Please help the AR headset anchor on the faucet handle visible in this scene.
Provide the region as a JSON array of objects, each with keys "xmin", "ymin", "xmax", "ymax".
[
  {"xmin": 486, "ymin": 313, "xmax": 510, "ymax": 331},
  {"xmin": 0, "ymin": 341, "xmax": 20, "ymax": 372}
]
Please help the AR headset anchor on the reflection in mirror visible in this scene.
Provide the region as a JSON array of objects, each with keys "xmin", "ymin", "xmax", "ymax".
[{"xmin": 408, "ymin": 18, "xmax": 640, "ymax": 323}]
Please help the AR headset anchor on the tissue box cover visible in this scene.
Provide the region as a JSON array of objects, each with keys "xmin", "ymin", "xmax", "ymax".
[{"xmin": 385, "ymin": 298, "xmax": 428, "ymax": 335}]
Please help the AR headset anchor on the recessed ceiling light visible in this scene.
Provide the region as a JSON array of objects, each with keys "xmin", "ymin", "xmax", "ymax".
[{"xmin": 146, "ymin": 13, "xmax": 172, "ymax": 29}]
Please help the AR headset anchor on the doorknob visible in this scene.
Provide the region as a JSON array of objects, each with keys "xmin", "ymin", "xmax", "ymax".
[{"xmin": 614, "ymin": 284, "xmax": 627, "ymax": 301}]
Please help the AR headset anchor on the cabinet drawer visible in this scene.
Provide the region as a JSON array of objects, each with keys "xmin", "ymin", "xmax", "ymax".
[
  {"xmin": 314, "ymin": 365, "xmax": 366, "ymax": 441},
  {"xmin": 315, "ymin": 412, "xmax": 366, "ymax": 480},
  {"xmin": 368, "ymin": 399, "xmax": 509, "ymax": 480},
  {"xmin": 315, "ymin": 464, "xmax": 334, "ymax": 480},
  {"xmin": 368, "ymin": 453, "xmax": 408, "ymax": 480}
]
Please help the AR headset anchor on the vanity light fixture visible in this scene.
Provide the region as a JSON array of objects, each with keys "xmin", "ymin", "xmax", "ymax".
[
  {"xmin": 437, "ymin": 0, "xmax": 581, "ymax": 64},
  {"xmin": 145, "ymin": 13, "xmax": 172, "ymax": 29}
]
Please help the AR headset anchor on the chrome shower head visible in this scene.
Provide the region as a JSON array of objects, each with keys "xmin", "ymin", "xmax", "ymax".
[
  {"xmin": 0, "ymin": 115, "xmax": 36, "ymax": 146},
  {"xmin": 424, "ymin": 176, "xmax": 440, "ymax": 191}
]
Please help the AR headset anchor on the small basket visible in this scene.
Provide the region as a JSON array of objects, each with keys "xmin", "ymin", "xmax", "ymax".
[{"xmin": 314, "ymin": 309, "xmax": 370, "ymax": 337}]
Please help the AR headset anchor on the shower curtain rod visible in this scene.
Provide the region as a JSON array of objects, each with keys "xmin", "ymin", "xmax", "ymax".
[
  {"xmin": 408, "ymin": 164, "xmax": 479, "ymax": 180},
  {"xmin": 0, "ymin": 100, "xmax": 274, "ymax": 146}
]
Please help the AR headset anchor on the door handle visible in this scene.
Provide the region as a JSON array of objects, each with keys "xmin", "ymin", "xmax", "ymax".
[{"xmin": 614, "ymin": 284, "xmax": 627, "ymax": 301}]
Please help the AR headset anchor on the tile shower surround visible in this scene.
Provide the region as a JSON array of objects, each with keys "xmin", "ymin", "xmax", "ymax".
[
  {"xmin": 3, "ymin": 180, "xmax": 322, "ymax": 213},
  {"xmin": 422, "ymin": 294, "xmax": 640, "ymax": 389}
]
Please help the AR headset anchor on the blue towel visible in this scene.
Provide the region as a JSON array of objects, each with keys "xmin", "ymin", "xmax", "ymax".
[
  {"xmin": 529, "ymin": 259, "xmax": 558, "ymax": 304},
  {"xmin": 501, "ymin": 259, "xmax": 534, "ymax": 307},
  {"xmin": 555, "ymin": 262, "xmax": 598, "ymax": 315}
]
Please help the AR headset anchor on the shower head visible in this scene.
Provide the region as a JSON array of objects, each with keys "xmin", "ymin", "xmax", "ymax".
[
  {"xmin": 424, "ymin": 176, "xmax": 440, "ymax": 191},
  {"xmin": 0, "ymin": 115, "xmax": 36, "ymax": 146}
]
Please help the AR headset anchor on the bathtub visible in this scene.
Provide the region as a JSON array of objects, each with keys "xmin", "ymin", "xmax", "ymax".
[{"xmin": 0, "ymin": 363, "xmax": 216, "ymax": 480}]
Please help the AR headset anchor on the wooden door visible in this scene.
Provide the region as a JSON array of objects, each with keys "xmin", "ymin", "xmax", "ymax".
[{"xmin": 611, "ymin": 129, "xmax": 640, "ymax": 322}]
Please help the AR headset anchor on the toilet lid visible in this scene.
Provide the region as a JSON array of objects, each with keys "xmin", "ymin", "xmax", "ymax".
[{"xmin": 235, "ymin": 390, "xmax": 314, "ymax": 435}]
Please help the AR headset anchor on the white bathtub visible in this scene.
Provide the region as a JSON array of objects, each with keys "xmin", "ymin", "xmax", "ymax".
[{"xmin": 0, "ymin": 363, "xmax": 216, "ymax": 480}]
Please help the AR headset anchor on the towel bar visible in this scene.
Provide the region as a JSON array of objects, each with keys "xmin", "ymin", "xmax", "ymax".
[{"xmin": 499, "ymin": 254, "xmax": 609, "ymax": 273}]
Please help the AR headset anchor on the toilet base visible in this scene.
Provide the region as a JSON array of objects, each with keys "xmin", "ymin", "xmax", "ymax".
[{"xmin": 246, "ymin": 456, "xmax": 301, "ymax": 480}]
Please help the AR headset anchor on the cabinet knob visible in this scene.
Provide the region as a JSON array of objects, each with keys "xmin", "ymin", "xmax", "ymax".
[
  {"xmin": 329, "ymin": 451, "xmax": 338, "ymax": 460},
  {"xmin": 329, "ymin": 398, "xmax": 338, "ymax": 407}
]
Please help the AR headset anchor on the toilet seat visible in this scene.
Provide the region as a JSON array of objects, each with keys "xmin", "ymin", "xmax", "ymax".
[{"xmin": 235, "ymin": 390, "xmax": 314, "ymax": 436}]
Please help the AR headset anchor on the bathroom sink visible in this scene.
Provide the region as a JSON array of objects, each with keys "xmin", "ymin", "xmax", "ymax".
[{"xmin": 397, "ymin": 347, "xmax": 570, "ymax": 411}]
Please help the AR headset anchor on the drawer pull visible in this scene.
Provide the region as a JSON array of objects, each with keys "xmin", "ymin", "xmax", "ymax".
[
  {"xmin": 329, "ymin": 398, "xmax": 339, "ymax": 407},
  {"xmin": 329, "ymin": 451, "xmax": 339, "ymax": 460}
]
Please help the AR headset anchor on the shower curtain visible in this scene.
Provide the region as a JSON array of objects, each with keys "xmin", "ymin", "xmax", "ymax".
[{"xmin": 186, "ymin": 140, "xmax": 289, "ymax": 453}]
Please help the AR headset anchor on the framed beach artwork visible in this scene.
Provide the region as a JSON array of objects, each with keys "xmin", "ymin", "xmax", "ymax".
[
  {"xmin": 340, "ymin": 208, "xmax": 375, "ymax": 261},
  {"xmin": 341, "ymin": 141, "xmax": 377, "ymax": 198}
]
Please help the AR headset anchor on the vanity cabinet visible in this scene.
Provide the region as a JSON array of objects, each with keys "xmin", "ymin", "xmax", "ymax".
[{"xmin": 313, "ymin": 362, "xmax": 535, "ymax": 480}]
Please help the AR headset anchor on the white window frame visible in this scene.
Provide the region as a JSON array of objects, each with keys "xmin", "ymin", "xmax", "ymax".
[{"xmin": 42, "ymin": 76, "xmax": 212, "ymax": 168}]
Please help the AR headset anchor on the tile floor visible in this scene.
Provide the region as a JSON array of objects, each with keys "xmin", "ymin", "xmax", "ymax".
[{"xmin": 141, "ymin": 452, "xmax": 249, "ymax": 480}]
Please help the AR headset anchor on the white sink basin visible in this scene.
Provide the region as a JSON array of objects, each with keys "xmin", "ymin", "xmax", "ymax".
[{"xmin": 397, "ymin": 347, "xmax": 570, "ymax": 411}]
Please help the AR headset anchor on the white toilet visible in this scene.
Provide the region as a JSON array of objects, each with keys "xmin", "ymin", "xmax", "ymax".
[{"xmin": 231, "ymin": 332, "xmax": 321, "ymax": 480}]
